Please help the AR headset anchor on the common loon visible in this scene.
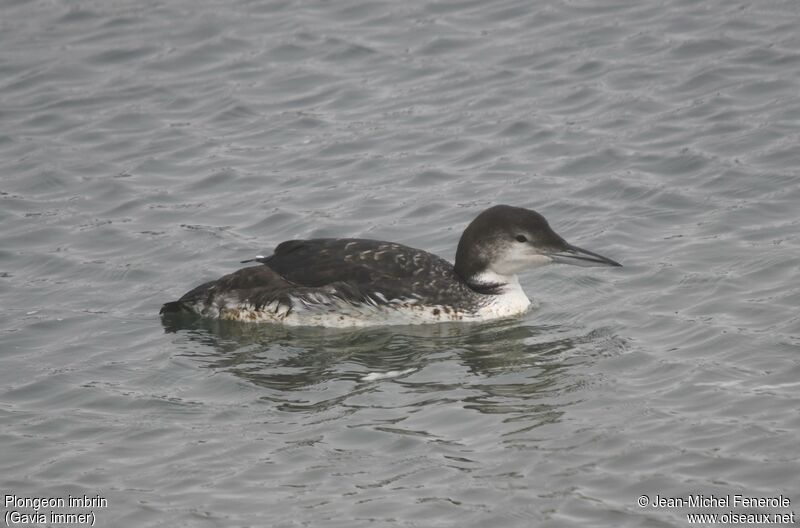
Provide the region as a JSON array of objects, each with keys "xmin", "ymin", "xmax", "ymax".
[{"xmin": 160, "ymin": 205, "xmax": 621, "ymax": 327}]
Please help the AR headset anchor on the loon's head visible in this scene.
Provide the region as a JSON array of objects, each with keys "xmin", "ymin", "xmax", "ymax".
[{"xmin": 454, "ymin": 205, "xmax": 621, "ymax": 288}]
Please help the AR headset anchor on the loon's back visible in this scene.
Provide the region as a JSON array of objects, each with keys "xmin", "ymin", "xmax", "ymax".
[{"xmin": 265, "ymin": 238, "xmax": 455, "ymax": 291}]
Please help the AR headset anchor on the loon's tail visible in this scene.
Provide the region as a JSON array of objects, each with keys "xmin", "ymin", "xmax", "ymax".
[{"xmin": 159, "ymin": 300, "xmax": 190, "ymax": 315}]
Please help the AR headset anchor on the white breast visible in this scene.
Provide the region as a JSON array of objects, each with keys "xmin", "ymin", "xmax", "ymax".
[{"xmin": 474, "ymin": 275, "xmax": 531, "ymax": 319}]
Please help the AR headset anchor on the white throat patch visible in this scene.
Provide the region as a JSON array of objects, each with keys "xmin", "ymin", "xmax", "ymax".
[{"xmin": 470, "ymin": 271, "xmax": 532, "ymax": 318}]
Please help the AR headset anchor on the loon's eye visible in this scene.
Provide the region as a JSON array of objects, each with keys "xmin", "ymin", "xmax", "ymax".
[{"xmin": 515, "ymin": 234, "xmax": 527, "ymax": 243}]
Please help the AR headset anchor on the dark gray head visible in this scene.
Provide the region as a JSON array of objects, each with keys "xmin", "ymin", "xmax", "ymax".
[{"xmin": 454, "ymin": 205, "xmax": 621, "ymax": 286}]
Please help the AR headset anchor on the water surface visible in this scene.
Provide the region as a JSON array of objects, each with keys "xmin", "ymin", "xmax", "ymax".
[{"xmin": 2, "ymin": 0, "xmax": 799, "ymax": 526}]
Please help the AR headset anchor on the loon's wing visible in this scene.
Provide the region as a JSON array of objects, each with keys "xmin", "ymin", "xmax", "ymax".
[
  {"xmin": 160, "ymin": 265, "xmax": 294, "ymax": 315},
  {"xmin": 256, "ymin": 238, "xmax": 456, "ymax": 301}
]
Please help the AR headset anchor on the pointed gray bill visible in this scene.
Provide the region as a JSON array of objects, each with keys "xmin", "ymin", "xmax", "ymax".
[{"xmin": 549, "ymin": 244, "xmax": 622, "ymax": 267}]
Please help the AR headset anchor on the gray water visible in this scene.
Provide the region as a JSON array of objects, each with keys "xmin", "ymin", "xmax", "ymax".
[{"xmin": 2, "ymin": 0, "xmax": 799, "ymax": 526}]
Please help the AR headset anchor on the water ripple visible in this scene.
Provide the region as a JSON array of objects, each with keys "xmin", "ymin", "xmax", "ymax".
[{"xmin": 1, "ymin": 0, "xmax": 799, "ymax": 525}]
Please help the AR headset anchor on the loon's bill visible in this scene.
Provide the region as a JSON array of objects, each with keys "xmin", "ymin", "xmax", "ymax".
[
  {"xmin": 161, "ymin": 205, "xmax": 622, "ymax": 327},
  {"xmin": 549, "ymin": 244, "xmax": 622, "ymax": 267}
]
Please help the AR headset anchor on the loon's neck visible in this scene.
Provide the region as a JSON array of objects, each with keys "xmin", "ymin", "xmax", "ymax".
[
  {"xmin": 468, "ymin": 271, "xmax": 531, "ymax": 317},
  {"xmin": 462, "ymin": 270, "xmax": 518, "ymax": 296}
]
